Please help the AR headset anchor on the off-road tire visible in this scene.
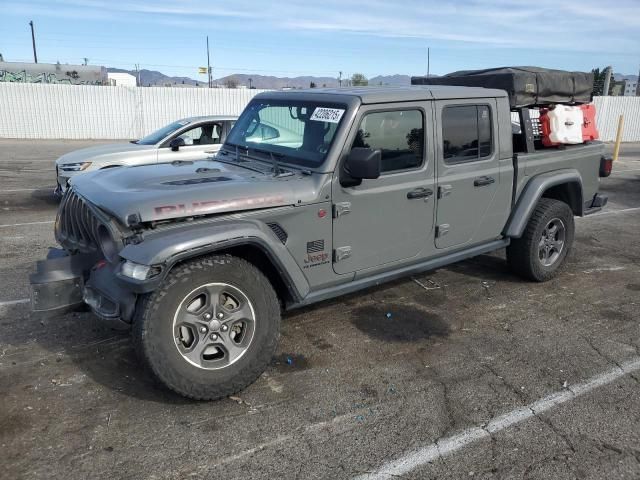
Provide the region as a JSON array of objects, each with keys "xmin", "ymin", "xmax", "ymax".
[
  {"xmin": 133, "ymin": 254, "xmax": 280, "ymax": 400},
  {"xmin": 507, "ymin": 198, "xmax": 574, "ymax": 282}
]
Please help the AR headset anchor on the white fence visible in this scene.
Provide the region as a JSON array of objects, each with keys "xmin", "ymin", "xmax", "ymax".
[
  {"xmin": 1, "ymin": 83, "xmax": 639, "ymax": 141},
  {"xmin": 592, "ymin": 96, "xmax": 640, "ymax": 143},
  {"xmin": 0, "ymin": 83, "xmax": 267, "ymax": 139}
]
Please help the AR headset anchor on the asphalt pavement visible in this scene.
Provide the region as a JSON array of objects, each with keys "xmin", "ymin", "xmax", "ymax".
[{"xmin": 1, "ymin": 139, "xmax": 639, "ymax": 480}]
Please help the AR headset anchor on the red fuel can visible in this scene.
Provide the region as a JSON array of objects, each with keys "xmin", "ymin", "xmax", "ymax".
[{"xmin": 580, "ymin": 104, "xmax": 599, "ymax": 142}]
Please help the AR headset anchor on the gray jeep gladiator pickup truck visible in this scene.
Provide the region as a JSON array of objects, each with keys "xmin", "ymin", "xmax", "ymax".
[{"xmin": 31, "ymin": 85, "xmax": 610, "ymax": 400}]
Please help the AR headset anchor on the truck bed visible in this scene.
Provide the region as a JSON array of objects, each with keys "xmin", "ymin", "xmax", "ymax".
[{"xmin": 514, "ymin": 141, "xmax": 604, "ymax": 213}]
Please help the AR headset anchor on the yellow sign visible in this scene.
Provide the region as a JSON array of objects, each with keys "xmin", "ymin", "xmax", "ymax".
[{"xmin": 198, "ymin": 67, "xmax": 208, "ymax": 74}]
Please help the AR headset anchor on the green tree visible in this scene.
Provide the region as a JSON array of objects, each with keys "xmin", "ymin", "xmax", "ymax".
[
  {"xmin": 309, "ymin": 81, "xmax": 317, "ymax": 88},
  {"xmin": 592, "ymin": 67, "xmax": 614, "ymax": 96},
  {"xmin": 224, "ymin": 77, "xmax": 238, "ymax": 89},
  {"xmin": 351, "ymin": 73, "xmax": 368, "ymax": 86}
]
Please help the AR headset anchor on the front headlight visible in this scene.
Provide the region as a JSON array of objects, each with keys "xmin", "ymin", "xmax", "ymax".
[
  {"xmin": 120, "ymin": 261, "xmax": 151, "ymax": 280},
  {"xmin": 60, "ymin": 161, "xmax": 92, "ymax": 172}
]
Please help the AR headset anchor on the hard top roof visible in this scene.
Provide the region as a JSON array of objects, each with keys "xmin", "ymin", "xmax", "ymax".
[{"xmin": 255, "ymin": 85, "xmax": 507, "ymax": 104}]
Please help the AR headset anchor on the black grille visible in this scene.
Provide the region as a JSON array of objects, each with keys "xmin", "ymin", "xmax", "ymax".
[
  {"xmin": 56, "ymin": 189, "xmax": 103, "ymax": 253},
  {"xmin": 267, "ymin": 223, "xmax": 288, "ymax": 244}
]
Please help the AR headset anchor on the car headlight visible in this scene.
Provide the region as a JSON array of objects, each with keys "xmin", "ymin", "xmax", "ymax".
[
  {"xmin": 120, "ymin": 260, "xmax": 151, "ymax": 280},
  {"xmin": 60, "ymin": 161, "xmax": 92, "ymax": 172}
]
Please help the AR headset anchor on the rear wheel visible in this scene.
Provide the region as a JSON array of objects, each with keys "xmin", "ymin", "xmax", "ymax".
[
  {"xmin": 133, "ymin": 254, "xmax": 280, "ymax": 400},
  {"xmin": 507, "ymin": 198, "xmax": 574, "ymax": 282}
]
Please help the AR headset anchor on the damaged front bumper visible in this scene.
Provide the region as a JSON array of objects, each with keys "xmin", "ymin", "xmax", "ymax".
[{"xmin": 30, "ymin": 249, "xmax": 137, "ymax": 329}]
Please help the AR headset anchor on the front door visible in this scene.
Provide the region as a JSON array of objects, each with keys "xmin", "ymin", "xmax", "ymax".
[
  {"xmin": 332, "ymin": 103, "xmax": 436, "ymax": 275},
  {"xmin": 434, "ymin": 100, "xmax": 502, "ymax": 249}
]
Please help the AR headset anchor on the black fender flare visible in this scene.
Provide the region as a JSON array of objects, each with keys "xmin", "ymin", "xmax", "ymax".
[
  {"xmin": 504, "ymin": 169, "xmax": 583, "ymax": 238},
  {"xmin": 116, "ymin": 219, "xmax": 309, "ymax": 303}
]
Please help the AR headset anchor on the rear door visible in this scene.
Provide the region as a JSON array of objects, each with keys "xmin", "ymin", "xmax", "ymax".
[
  {"xmin": 434, "ymin": 100, "xmax": 503, "ymax": 249},
  {"xmin": 331, "ymin": 102, "xmax": 437, "ymax": 275}
]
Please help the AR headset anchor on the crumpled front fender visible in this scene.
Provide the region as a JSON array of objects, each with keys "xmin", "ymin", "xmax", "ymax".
[{"xmin": 118, "ymin": 218, "xmax": 309, "ymax": 301}]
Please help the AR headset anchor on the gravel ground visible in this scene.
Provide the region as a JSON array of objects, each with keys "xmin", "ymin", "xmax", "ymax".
[{"xmin": 1, "ymin": 139, "xmax": 639, "ymax": 480}]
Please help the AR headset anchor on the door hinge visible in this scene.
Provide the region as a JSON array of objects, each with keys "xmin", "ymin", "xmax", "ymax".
[
  {"xmin": 438, "ymin": 185, "xmax": 452, "ymax": 199},
  {"xmin": 333, "ymin": 202, "xmax": 351, "ymax": 218},
  {"xmin": 333, "ymin": 246, "xmax": 352, "ymax": 262},
  {"xmin": 436, "ymin": 224, "xmax": 450, "ymax": 237}
]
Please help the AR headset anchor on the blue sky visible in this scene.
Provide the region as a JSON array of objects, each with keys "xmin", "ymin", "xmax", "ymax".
[{"xmin": 1, "ymin": 0, "xmax": 639, "ymax": 79}]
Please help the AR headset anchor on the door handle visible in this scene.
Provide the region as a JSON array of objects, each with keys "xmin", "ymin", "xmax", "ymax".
[
  {"xmin": 407, "ymin": 187, "xmax": 434, "ymax": 200},
  {"xmin": 473, "ymin": 176, "xmax": 495, "ymax": 187}
]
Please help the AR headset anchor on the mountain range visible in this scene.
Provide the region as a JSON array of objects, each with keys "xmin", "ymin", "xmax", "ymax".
[
  {"xmin": 107, "ymin": 68, "xmax": 414, "ymax": 89},
  {"xmin": 110, "ymin": 67, "xmax": 639, "ymax": 90}
]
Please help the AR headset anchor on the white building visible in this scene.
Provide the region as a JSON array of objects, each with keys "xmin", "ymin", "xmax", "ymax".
[
  {"xmin": 623, "ymin": 76, "xmax": 638, "ymax": 96},
  {"xmin": 107, "ymin": 72, "xmax": 137, "ymax": 87}
]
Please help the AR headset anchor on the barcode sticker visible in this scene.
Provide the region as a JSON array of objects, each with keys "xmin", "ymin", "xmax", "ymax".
[{"xmin": 310, "ymin": 107, "xmax": 345, "ymax": 123}]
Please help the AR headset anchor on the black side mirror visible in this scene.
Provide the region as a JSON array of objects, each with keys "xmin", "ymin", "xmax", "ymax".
[
  {"xmin": 170, "ymin": 137, "xmax": 186, "ymax": 151},
  {"xmin": 346, "ymin": 147, "xmax": 381, "ymax": 180}
]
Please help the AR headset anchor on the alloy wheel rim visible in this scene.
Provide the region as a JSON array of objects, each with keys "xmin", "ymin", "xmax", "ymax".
[
  {"xmin": 538, "ymin": 218, "xmax": 566, "ymax": 267},
  {"xmin": 172, "ymin": 283, "xmax": 256, "ymax": 370}
]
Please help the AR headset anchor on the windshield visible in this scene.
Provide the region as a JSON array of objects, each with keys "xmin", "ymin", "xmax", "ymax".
[
  {"xmin": 136, "ymin": 120, "xmax": 191, "ymax": 145},
  {"xmin": 226, "ymin": 99, "xmax": 347, "ymax": 168}
]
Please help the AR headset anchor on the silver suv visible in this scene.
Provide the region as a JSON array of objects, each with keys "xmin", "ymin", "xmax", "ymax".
[{"xmin": 54, "ymin": 115, "xmax": 236, "ymax": 196}]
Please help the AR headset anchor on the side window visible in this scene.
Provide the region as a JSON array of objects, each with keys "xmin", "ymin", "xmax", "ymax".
[
  {"xmin": 442, "ymin": 105, "xmax": 493, "ymax": 164},
  {"xmin": 177, "ymin": 126, "xmax": 201, "ymax": 146},
  {"xmin": 177, "ymin": 123, "xmax": 222, "ymax": 146},
  {"xmin": 351, "ymin": 110, "xmax": 424, "ymax": 173}
]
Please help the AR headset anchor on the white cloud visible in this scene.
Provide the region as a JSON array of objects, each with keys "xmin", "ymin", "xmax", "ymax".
[{"xmin": 5, "ymin": 0, "xmax": 639, "ymax": 53}]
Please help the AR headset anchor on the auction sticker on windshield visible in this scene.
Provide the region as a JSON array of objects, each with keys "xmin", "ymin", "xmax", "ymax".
[{"xmin": 310, "ymin": 107, "xmax": 345, "ymax": 123}]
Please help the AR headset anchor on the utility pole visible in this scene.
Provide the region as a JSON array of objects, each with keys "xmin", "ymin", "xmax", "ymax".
[
  {"xmin": 338, "ymin": 71, "xmax": 342, "ymax": 87},
  {"xmin": 427, "ymin": 47, "xmax": 430, "ymax": 78},
  {"xmin": 602, "ymin": 66, "xmax": 612, "ymax": 96},
  {"xmin": 206, "ymin": 36, "xmax": 212, "ymax": 88},
  {"xmin": 29, "ymin": 20, "xmax": 38, "ymax": 63}
]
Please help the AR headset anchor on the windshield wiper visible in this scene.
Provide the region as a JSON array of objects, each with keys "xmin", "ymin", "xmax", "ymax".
[
  {"xmin": 247, "ymin": 146, "xmax": 285, "ymax": 176},
  {"xmin": 221, "ymin": 142, "xmax": 249, "ymax": 162}
]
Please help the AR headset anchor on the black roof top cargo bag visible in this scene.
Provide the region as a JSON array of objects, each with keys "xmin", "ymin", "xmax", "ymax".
[{"xmin": 411, "ymin": 66, "xmax": 594, "ymax": 108}]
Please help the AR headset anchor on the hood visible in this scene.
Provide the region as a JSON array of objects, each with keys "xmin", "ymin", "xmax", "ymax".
[
  {"xmin": 72, "ymin": 159, "xmax": 323, "ymax": 225},
  {"xmin": 56, "ymin": 143, "xmax": 154, "ymax": 164}
]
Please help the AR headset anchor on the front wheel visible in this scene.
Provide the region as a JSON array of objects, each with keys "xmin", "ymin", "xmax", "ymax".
[
  {"xmin": 133, "ymin": 255, "xmax": 280, "ymax": 400},
  {"xmin": 507, "ymin": 198, "xmax": 575, "ymax": 282}
]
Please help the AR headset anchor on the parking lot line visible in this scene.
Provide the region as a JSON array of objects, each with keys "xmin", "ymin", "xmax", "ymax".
[
  {"xmin": 0, "ymin": 220, "xmax": 54, "ymax": 228},
  {"xmin": 4, "ymin": 187, "xmax": 54, "ymax": 193},
  {"xmin": 356, "ymin": 356, "xmax": 640, "ymax": 480},
  {"xmin": 581, "ymin": 206, "xmax": 640, "ymax": 218},
  {"xmin": 0, "ymin": 298, "xmax": 29, "ymax": 307}
]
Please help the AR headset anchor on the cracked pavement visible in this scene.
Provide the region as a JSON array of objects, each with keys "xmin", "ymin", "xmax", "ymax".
[{"xmin": 1, "ymin": 140, "xmax": 639, "ymax": 479}]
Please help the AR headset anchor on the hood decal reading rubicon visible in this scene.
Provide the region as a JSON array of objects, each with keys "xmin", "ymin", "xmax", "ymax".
[{"xmin": 154, "ymin": 194, "xmax": 286, "ymax": 218}]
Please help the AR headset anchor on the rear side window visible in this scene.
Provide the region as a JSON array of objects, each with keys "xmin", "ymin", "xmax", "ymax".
[
  {"xmin": 442, "ymin": 105, "xmax": 492, "ymax": 164},
  {"xmin": 351, "ymin": 110, "xmax": 424, "ymax": 173}
]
